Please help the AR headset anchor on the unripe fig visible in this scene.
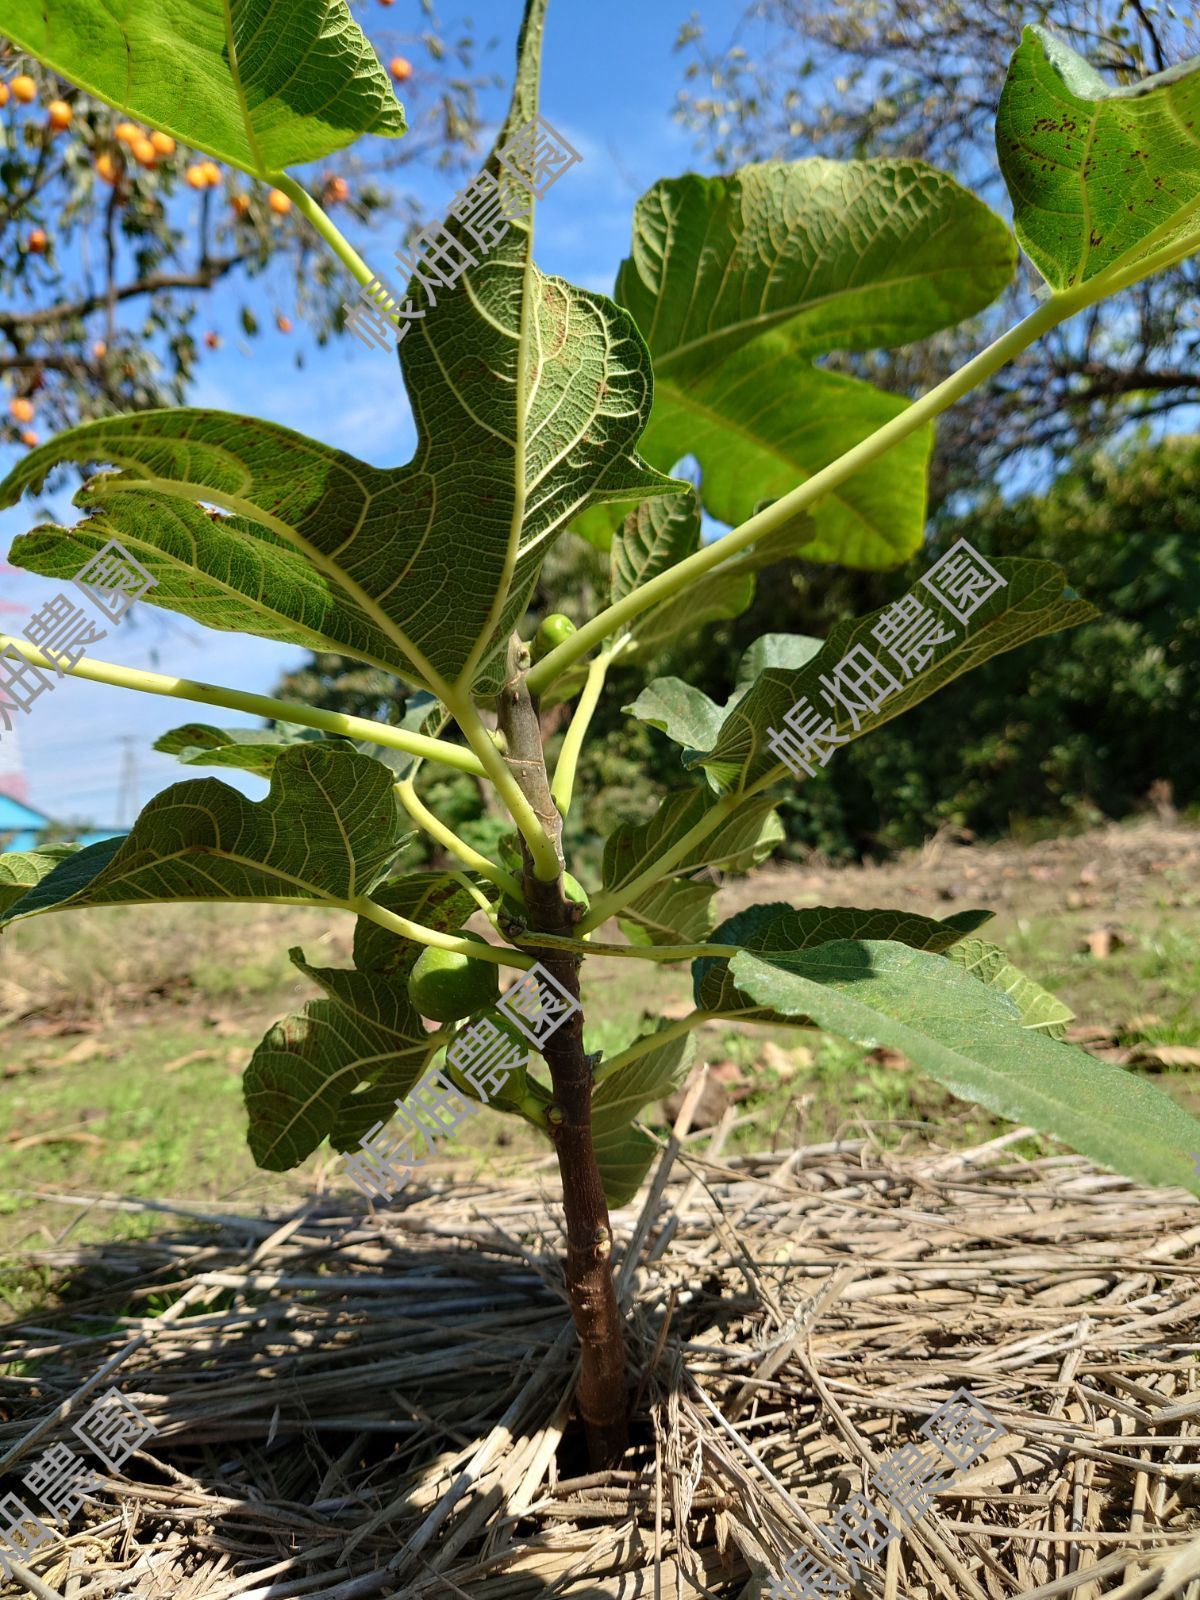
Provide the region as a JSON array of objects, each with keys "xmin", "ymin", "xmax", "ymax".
[
  {"xmin": 408, "ymin": 932, "xmax": 500, "ymax": 1021},
  {"xmin": 531, "ymin": 612, "xmax": 576, "ymax": 663}
]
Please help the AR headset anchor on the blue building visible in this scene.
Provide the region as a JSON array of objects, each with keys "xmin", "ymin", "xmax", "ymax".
[
  {"xmin": 0, "ymin": 714, "xmax": 122, "ymax": 854},
  {"xmin": 0, "ymin": 792, "xmax": 54, "ymax": 853}
]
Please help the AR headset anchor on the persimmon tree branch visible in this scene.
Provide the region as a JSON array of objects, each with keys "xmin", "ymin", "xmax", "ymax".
[{"xmin": 0, "ymin": 256, "xmax": 252, "ymax": 332}]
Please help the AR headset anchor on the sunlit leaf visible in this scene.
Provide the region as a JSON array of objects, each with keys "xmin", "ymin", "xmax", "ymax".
[
  {"xmin": 0, "ymin": 747, "xmax": 408, "ymax": 928},
  {"xmin": 730, "ymin": 939, "xmax": 1200, "ymax": 1196},
  {"xmin": 945, "ymin": 937, "xmax": 1074, "ymax": 1038},
  {"xmin": 997, "ymin": 26, "xmax": 1200, "ymax": 292},
  {"xmin": 578, "ymin": 160, "xmax": 1015, "ymax": 564},
  {"xmin": 0, "ymin": 845, "xmax": 84, "ymax": 914},
  {"xmin": 4, "ymin": 0, "xmax": 406, "ymax": 178}
]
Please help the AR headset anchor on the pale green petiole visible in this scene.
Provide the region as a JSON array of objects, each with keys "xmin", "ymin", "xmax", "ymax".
[
  {"xmin": 514, "ymin": 932, "xmax": 740, "ymax": 962},
  {"xmin": 549, "ymin": 641, "xmax": 627, "ymax": 816},
  {"xmin": 396, "ymin": 778, "xmax": 525, "ymax": 902},
  {"xmin": 0, "ymin": 638, "xmax": 489, "ymax": 777},
  {"xmin": 575, "ymin": 781, "xmax": 771, "ymax": 936},
  {"xmin": 353, "ymin": 895, "xmax": 534, "ymax": 969},
  {"xmin": 591, "ymin": 1010, "xmax": 721, "ymax": 1086},
  {"xmin": 271, "ymin": 174, "xmax": 380, "ymax": 291}
]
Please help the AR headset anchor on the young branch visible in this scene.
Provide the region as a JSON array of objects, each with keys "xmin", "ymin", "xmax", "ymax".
[
  {"xmin": 0, "ymin": 639, "xmax": 489, "ymax": 777},
  {"xmin": 0, "ymin": 256, "xmax": 252, "ymax": 333}
]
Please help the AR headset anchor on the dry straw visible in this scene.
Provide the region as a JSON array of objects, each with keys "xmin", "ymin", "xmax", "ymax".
[{"xmin": 1, "ymin": 1103, "xmax": 1197, "ymax": 1598}]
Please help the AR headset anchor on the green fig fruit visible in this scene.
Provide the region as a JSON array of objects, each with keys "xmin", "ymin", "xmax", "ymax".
[
  {"xmin": 531, "ymin": 612, "xmax": 576, "ymax": 663},
  {"xmin": 407, "ymin": 932, "xmax": 500, "ymax": 1022},
  {"xmin": 443, "ymin": 1013, "xmax": 534, "ymax": 1109}
]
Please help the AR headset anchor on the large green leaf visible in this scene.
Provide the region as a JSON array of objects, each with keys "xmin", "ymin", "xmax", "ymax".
[
  {"xmin": 729, "ymin": 940, "xmax": 1200, "ymax": 1196},
  {"xmin": 694, "ymin": 902, "xmax": 990, "ymax": 1018},
  {"xmin": 0, "ymin": 845, "xmax": 84, "ymax": 914},
  {"xmin": 245, "ymin": 949, "xmax": 438, "ymax": 1172},
  {"xmin": 689, "ymin": 559, "xmax": 1096, "ymax": 791},
  {"xmin": 0, "ymin": 747, "xmax": 408, "ymax": 928},
  {"xmin": 997, "ymin": 26, "xmax": 1200, "ymax": 292},
  {"xmin": 11, "ymin": 496, "xmax": 413, "ymax": 680},
  {"xmin": 575, "ymin": 160, "xmax": 1015, "ymax": 565},
  {"xmin": 3, "ymin": 0, "xmax": 406, "ymax": 178},
  {"xmin": 592, "ymin": 1025, "xmax": 694, "ymax": 1206},
  {"xmin": 0, "ymin": 10, "xmax": 683, "ymax": 694},
  {"xmin": 945, "ymin": 938, "xmax": 1074, "ymax": 1038}
]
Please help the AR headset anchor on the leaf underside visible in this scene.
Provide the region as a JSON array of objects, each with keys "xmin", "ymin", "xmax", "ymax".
[
  {"xmin": 575, "ymin": 158, "xmax": 1015, "ymax": 566},
  {"xmin": 730, "ymin": 940, "xmax": 1200, "ymax": 1196},
  {"xmin": 2, "ymin": 0, "xmax": 407, "ymax": 176},
  {"xmin": 997, "ymin": 25, "xmax": 1200, "ymax": 291},
  {"xmin": 0, "ymin": 746, "xmax": 408, "ymax": 928},
  {"xmin": 1, "ymin": 5, "xmax": 683, "ymax": 696}
]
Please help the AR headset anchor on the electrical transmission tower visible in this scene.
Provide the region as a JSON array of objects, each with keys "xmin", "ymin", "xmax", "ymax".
[{"xmin": 116, "ymin": 736, "xmax": 141, "ymax": 829}]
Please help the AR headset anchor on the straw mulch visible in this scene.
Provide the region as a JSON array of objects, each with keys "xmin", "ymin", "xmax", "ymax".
[{"xmin": 2, "ymin": 1101, "xmax": 1198, "ymax": 1600}]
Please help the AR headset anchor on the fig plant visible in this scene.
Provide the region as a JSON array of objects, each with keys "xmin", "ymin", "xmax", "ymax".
[{"xmin": 2, "ymin": 0, "xmax": 1199, "ymax": 1466}]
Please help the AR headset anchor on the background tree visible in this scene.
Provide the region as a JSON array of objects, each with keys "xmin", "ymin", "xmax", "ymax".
[
  {"xmin": 673, "ymin": 0, "xmax": 1200, "ymax": 498},
  {"xmin": 0, "ymin": 6, "xmax": 492, "ymax": 450}
]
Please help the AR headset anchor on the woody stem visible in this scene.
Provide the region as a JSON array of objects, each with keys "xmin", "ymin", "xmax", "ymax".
[{"xmin": 495, "ymin": 633, "xmax": 629, "ymax": 1466}]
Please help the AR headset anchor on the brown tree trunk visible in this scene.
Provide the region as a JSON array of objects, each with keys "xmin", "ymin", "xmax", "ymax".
[{"xmin": 495, "ymin": 635, "xmax": 629, "ymax": 1465}]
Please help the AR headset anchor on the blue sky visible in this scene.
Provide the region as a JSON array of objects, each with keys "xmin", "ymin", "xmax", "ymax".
[{"xmin": 0, "ymin": 0, "xmax": 751, "ymax": 828}]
